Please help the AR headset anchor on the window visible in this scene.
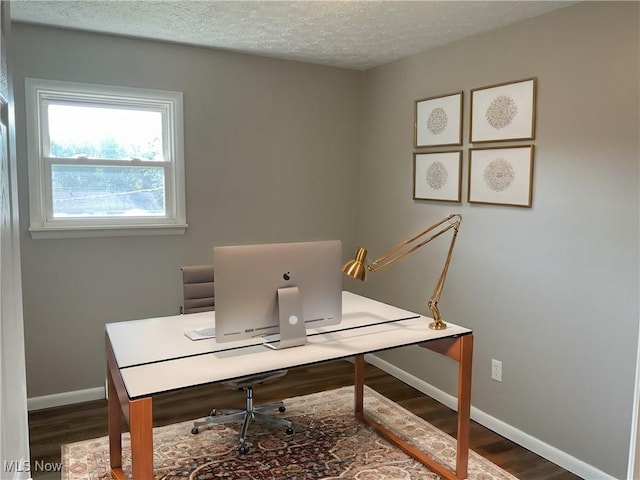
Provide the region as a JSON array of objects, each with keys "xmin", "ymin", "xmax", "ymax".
[{"xmin": 25, "ymin": 79, "xmax": 187, "ymax": 238}]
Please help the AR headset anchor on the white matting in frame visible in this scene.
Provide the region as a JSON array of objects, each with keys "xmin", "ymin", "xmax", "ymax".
[
  {"xmin": 470, "ymin": 78, "xmax": 536, "ymax": 143},
  {"xmin": 414, "ymin": 151, "xmax": 462, "ymax": 202},
  {"xmin": 415, "ymin": 92, "xmax": 462, "ymax": 147},
  {"xmin": 468, "ymin": 146, "xmax": 534, "ymax": 207}
]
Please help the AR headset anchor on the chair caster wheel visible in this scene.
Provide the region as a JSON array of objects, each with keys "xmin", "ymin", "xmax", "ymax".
[
  {"xmin": 285, "ymin": 427, "xmax": 294, "ymax": 435},
  {"xmin": 279, "ymin": 406, "xmax": 286, "ymax": 412},
  {"xmin": 191, "ymin": 427, "xmax": 199, "ymax": 435},
  {"xmin": 239, "ymin": 445, "xmax": 249, "ymax": 454}
]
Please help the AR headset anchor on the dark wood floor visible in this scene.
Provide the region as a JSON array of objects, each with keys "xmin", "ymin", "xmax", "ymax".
[{"xmin": 29, "ymin": 360, "xmax": 581, "ymax": 479}]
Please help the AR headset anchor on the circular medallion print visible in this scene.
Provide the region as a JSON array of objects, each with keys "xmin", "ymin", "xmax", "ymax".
[
  {"xmin": 426, "ymin": 161, "xmax": 448, "ymax": 190},
  {"xmin": 427, "ymin": 107, "xmax": 448, "ymax": 135},
  {"xmin": 483, "ymin": 158, "xmax": 515, "ymax": 192},
  {"xmin": 485, "ymin": 95, "xmax": 518, "ymax": 130}
]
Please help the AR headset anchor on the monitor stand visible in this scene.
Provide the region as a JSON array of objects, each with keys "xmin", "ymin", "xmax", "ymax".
[{"xmin": 267, "ymin": 286, "xmax": 307, "ymax": 349}]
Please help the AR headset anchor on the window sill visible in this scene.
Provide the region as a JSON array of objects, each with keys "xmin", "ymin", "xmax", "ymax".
[{"xmin": 29, "ymin": 223, "xmax": 188, "ymax": 239}]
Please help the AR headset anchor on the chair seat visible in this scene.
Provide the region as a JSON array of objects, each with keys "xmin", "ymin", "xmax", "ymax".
[{"xmin": 226, "ymin": 369, "xmax": 288, "ymax": 389}]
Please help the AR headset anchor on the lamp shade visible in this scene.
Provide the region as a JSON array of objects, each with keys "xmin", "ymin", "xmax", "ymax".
[{"xmin": 342, "ymin": 247, "xmax": 368, "ymax": 281}]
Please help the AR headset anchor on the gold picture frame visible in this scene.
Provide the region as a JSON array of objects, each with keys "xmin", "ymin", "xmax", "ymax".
[
  {"xmin": 413, "ymin": 151, "xmax": 462, "ymax": 202},
  {"xmin": 414, "ymin": 91, "xmax": 463, "ymax": 148},
  {"xmin": 470, "ymin": 78, "xmax": 536, "ymax": 143},
  {"xmin": 468, "ymin": 145, "xmax": 535, "ymax": 207}
]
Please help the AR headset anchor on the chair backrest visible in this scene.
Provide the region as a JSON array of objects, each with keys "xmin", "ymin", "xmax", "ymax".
[{"xmin": 180, "ymin": 264, "xmax": 215, "ymax": 314}]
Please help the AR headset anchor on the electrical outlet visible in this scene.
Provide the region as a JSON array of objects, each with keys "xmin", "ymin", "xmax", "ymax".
[{"xmin": 491, "ymin": 359, "xmax": 503, "ymax": 382}]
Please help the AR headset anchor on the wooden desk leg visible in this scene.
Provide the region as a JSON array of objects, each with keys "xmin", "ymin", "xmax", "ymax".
[
  {"xmin": 354, "ymin": 354, "xmax": 365, "ymax": 415},
  {"xmin": 107, "ymin": 385, "xmax": 153, "ymax": 479},
  {"xmin": 129, "ymin": 398, "xmax": 154, "ymax": 479},
  {"xmin": 107, "ymin": 368, "xmax": 124, "ymax": 480},
  {"xmin": 455, "ymin": 334, "xmax": 473, "ymax": 479},
  {"xmin": 106, "ymin": 334, "xmax": 154, "ymax": 479},
  {"xmin": 356, "ymin": 335, "xmax": 473, "ymax": 480}
]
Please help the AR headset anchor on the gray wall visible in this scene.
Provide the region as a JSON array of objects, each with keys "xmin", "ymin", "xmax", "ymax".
[
  {"xmin": 10, "ymin": 2, "xmax": 640, "ymax": 478},
  {"xmin": 11, "ymin": 25, "xmax": 361, "ymax": 397},
  {"xmin": 353, "ymin": 2, "xmax": 638, "ymax": 478}
]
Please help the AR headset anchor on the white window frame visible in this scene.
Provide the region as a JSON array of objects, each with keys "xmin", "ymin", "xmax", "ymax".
[{"xmin": 25, "ymin": 78, "xmax": 187, "ymax": 239}]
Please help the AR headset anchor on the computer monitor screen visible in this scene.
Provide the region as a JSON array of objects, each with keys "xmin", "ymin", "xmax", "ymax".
[{"xmin": 213, "ymin": 240, "xmax": 342, "ymax": 347}]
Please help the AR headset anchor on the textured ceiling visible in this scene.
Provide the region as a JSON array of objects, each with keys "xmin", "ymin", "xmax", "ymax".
[{"xmin": 11, "ymin": 1, "xmax": 576, "ymax": 70}]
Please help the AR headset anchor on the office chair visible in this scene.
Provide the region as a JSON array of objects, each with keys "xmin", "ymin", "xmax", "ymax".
[{"xmin": 180, "ymin": 265, "xmax": 294, "ymax": 454}]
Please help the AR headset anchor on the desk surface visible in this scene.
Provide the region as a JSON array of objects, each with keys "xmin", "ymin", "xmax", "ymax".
[{"xmin": 106, "ymin": 291, "xmax": 471, "ymax": 399}]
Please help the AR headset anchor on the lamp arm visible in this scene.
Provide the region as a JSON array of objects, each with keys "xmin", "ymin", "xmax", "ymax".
[
  {"xmin": 427, "ymin": 222, "xmax": 459, "ymax": 328},
  {"xmin": 368, "ymin": 214, "xmax": 461, "ymax": 273},
  {"xmin": 368, "ymin": 213, "xmax": 461, "ymax": 330}
]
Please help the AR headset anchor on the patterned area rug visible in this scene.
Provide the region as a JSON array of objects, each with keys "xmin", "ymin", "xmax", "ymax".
[{"xmin": 62, "ymin": 386, "xmax": 518, "ymax": 479}]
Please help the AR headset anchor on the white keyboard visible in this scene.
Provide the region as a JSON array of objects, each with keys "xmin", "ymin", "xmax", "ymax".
[{"xmin": 184, "ymin": 327, "xmax": 215, "ymax": 341}]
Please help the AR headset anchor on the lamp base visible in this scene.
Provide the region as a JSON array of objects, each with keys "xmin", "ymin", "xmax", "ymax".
[{"xmin": 428, "ymin": 320, "xmax": 447, "ymax": 330}]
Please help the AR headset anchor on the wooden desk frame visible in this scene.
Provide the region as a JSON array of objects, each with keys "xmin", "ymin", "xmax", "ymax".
[
  {"xmin": 355, "ymin": 334, "xmax": 473, "ymax": 480},
  {"xmin": 106, "ymin": 332, "xmax": 473, "ymax": 480}
]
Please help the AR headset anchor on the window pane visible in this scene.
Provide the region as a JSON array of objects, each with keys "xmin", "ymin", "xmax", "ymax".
[
  {"xmin": 51, "ymin": 165, "xmax": 166, "ymax": 217},
  {"xmin": 48, "ymin": 104, "xmax": 164, "ymax": 161}
]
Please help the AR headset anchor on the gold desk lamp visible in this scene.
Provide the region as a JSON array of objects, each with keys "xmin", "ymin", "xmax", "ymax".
[{"xmin": 342, "ymin": 214, "xmax": 461, "ymax": 330}]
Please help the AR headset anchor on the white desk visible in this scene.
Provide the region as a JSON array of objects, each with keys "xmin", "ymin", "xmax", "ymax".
[{"xmin": 106, "ymin": 291, "xmax": 473, "ymax": 480}]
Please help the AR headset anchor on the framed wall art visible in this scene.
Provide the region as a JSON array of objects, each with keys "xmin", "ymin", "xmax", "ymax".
[
  {"xmin": 414, "ymin": 91, "xmax": 462, "ymax": 148},
  {"xmin": 470, "ymin": 78, "xmax": 536, "ymax": 143},
  {"xmin": 413, "ymin": 151, "xmax": 462, "ymax": 202},
  {"xmin": 468, "ymin": 145, "xmax": 534, "ymax": 207}
]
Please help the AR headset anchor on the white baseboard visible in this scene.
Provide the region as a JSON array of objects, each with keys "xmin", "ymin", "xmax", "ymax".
[
  {"xmin": 27, "ymin": 386, "xmax": 105, "ymax": 411},
  {"xmin": 364, "ymin": 353, "xmax": 616, "ymax": 480}
]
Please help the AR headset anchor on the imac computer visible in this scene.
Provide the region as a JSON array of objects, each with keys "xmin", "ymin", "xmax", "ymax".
[{"xmin": 213, "ymin": 240, "xmax": 342, "ymax": 349}]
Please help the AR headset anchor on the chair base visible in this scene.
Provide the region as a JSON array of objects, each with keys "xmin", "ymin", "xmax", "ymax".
[{"xmin": 191, "ymin": 386, "xmax": 294, "ymax": 453}]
